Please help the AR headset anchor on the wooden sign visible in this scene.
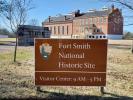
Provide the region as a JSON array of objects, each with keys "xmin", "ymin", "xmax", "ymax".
[{"xmin": 35, "ymin": 39, "xmax": 108, "ymax": 86}]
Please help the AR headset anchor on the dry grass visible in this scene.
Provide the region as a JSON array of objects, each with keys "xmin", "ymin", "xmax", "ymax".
[{"xmin": 0, "ymin": 40, "xmax": 133, "ymax": 99}]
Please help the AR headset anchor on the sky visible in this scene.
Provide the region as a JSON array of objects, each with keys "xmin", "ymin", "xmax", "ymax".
[{"xmin": 0, "ymin": 0, "xmax": 133, "ymax": 32}]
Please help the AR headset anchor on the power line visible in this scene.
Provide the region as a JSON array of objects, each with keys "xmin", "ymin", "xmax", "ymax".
[
  {"xmin": 124, "ymin": 24, "xmax": 133, "ymax": 26},
  {"xmin": 124, "ymin": 16, "xmax": 133, "ymax": 18}
]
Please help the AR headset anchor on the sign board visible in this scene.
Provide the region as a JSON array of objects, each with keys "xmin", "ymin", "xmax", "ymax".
[{"xmin": 35, "ymin": 39, "xmax": 107, "ymax": 86}]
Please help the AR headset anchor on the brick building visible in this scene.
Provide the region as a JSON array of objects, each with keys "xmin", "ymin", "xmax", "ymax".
[
  {"xmin": 17, "ymin": 25, "xmax": 51, "ymax": 46},
  {"xmin": 43, "ymin": 5, "xmax": 123, "ymax": 39}
]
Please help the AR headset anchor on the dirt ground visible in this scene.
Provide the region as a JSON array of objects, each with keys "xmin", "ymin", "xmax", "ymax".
[{"xmin": 0, "ymin": 40, "xmax": 133, "ymax": 100}]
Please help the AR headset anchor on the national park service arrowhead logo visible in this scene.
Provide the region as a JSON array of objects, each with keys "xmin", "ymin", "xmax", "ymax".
[{"xmin": 40, "ymin": 43, "xmax": 52, "ymax": 60}]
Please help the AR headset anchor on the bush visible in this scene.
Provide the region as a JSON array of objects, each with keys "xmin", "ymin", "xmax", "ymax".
[
  {"xmin": 8, "ymin": 33, "xmax": 16, "ymax": 38},
  {"xmin": 0, "ymin": 28, "xmax": 10, "ymax": 35},
  {"xmin": 123, "ymin": 32, "xmax": 133, "ymax": 39},
  {"xmin": 0, "ymin": 28, "xmax": 15, "ymax": 38}
]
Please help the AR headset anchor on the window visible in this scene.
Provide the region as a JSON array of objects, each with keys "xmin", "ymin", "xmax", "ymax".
[
  {"xmin": 100, "ymin": 17, "xmax": 103, "ymax": 23},
  {"xmin": 19, "ymin": 32, "xmax": 24, "ymax": 36},
  {"xmin": 76, "ymin": 36, "xmax": 79, "ymax": 39},
  {"xmin": 100, "ymin": 27, "xmax": 102, "ymax": 32},
  {"xmin": 50, "ymin": 27, "xmax": 52, "ymax": 33},
  {"xmin": 62, "ymin": 26, "xmax": 64, "ymax": 34},
  {"xmin": 50, "ymin": 27, "xmax": 52, "ymax": 31},
  {"xmin": 93, "ymin": 18, "xmax": 96, "ymax": 23},
  {"xmin": 54, "ymin": 26, "xmax": 56, "ymax": 34},
  {"xmin": 35, "ymin": 32, "xmax": 37, "ymax": 36},
  {"xmin": 37, "ymin": 32, "xmax": 40, "ymax": 36},
  {"xmin": 96, "ymin": 36, "xmax": 98, "ymax": 39},
  {"xmin": 103, "ymin": 18, "xmax": 106, "ymax": 23},
  {"xmin": 96, "ymin": 18, "xmax": 98, "ymax": 23},
  {"xmin": 84, "ymin": 27, "xmax": 89, "ymax": 33},
  {"xmin": 29, "ymin": 31, "xmax": 32, "ymax": 36},
  {"xmin": 67, "ymin": 26, "xmax": 69, "ymax": 35},
  {"xmin": 85, "ymin": 19, "xmax": 89, "ymax": 25},
  {"xmin": 94, "ymin": 29, "xmax": 96, "ymax": 33},
  {"xmin": 114, "ymin": 24, "xmax": 115, "ymax": 32},
  {"xmin": 81, "ymin": 26, "xmax": 84, "ymax": 33},
  {"xmin": 42, "ymin": 32, "xmax": 44, "ymax": 36},
  {"xmin": 89, "ymin": 36, "xmax": 92, "ymax": 38},
  {"xmin": 80, "ymin": 27, "xmax": 82, "ymax": 33},
  {"xmin": 79, "ymin": 19, "xmax": 81, "ymax": 26},
  {"xmin": 58, "ymin": 26, "xmax": 60, "ymax": 34},
  {"xmin": 92, "ymin": 18, "xmax": 94, "ymax": 23},
  {"xmin": 103, "ymin": 36, "xmax": 106, "ymax": 38},
  {"xmin": 97, "ymin": 18, "xmax": 99, "ymax": 23},
  {"xmin": 90, "ymin": 18, "xmax": 92, "ymax": 24},
  {"xmin": 81, "ymin": 19, "xmax": 84, "ymax": 25}
]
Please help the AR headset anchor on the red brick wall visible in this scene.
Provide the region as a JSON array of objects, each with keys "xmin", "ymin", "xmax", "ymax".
[
  {"xmin": 44, "ymin": 22, "xmax": 73, "ymax": 35},
  {"xmin": 73, "ymin": 16, "xmax": 108, "ymax": 35},
  {"xmin": 43, "ymin": 9, "xmax": 123, "ymax": 36},
  {"xmin": 108, "ymin": 9, "xmax": 123, "ymax": 35}
]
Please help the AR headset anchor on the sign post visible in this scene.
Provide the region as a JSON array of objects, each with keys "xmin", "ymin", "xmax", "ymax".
[{"xmin": 35, "ymin": 39, "xmax": 108, "ymax": 90}]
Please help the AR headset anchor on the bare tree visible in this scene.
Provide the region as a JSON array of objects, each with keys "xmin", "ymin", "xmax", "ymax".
[
  {"xmin": 104, "ymin": 0, "xmax": 133, "ymax": 10},
  {"xmin": 29, "ymin": 19, "xmax": 39, "ymax": 26},
  {"xmin": 103, "ymin": 0, "xmax": 133, "ymax": 53},
  {"xmin": 0, "ymin": 0, "xmax": 6, "ymax": 13},
  {"xmin": 1, "ymin": 0, "xmax": 34, "ymax": 62}
]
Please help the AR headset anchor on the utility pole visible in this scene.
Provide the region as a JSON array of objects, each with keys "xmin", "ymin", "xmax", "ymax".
[{"xmin": 100, "ymin": 87, "xmax": 105, "ymax": 95}]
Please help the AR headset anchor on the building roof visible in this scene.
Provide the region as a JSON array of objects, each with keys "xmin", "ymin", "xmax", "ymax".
[
  {"xmin": 77, "ymin": 9, "xmax": 112, "ymax": 18},
  {"xmin": 44, "ymin": 15, "xmax": 73, "ymax": 23},
  {"xmin": 43, "ymin": 9, "xmax": 113, "ymax": 23},
  {"xmin": 18, "ymin": 25, "xmax": 49, "ymax": 30}
]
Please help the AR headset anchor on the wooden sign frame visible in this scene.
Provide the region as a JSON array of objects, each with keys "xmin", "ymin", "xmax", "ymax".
[{"xmin": 35, "ymin": 39, "xmax": 108, "ymax": 86}]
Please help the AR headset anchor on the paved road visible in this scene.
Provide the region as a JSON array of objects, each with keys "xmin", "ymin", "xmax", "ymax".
[
  {"xmin": 108, "ymin": 44, "xmax": 131, "ymax": 50},
  {"xmin": 0, "ymin": 41, "xmax": 16, "ymax": 46}
]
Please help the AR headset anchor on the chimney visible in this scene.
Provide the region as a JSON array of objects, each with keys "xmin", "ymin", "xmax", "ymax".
[
  {"xmin": 72, "ymin": 10, "xmax": 80, "ymax": 17},
  {"xmin": 75, "ymin": 10, "xmax": 80, "ymax": 17},
  {"xmin": 64, "ymin": 16, "xmax": 67, "ymax": 20},
  {"xmin": 77, "ymin": 10, "xmax": 80, "ymax": 14},
  {"xmin": 112, "ymin": 4, "xmax": 114, "ymax": 11},
  {"xmin": 48, "ymin": 16, "xmax": 51, "ymax": 22}
]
